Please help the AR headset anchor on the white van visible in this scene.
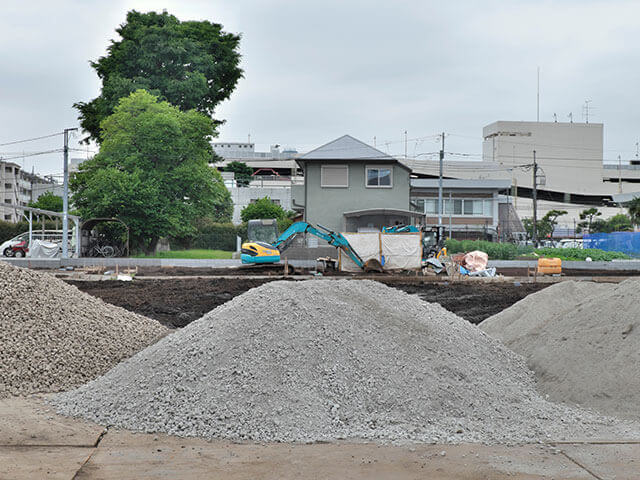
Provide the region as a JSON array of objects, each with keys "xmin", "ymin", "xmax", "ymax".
[
  {"xmin": 1, "ymin": 230, "xmax": 66, "ymax": 257},
  {"xmin": 557, "ymin": 239, "xmax": 583, "ymax": 249}
]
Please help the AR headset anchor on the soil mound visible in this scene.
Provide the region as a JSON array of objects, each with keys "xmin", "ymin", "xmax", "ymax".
[
  {"xmin": 53, "ymin": 280, "xmax": 634, "ymax": 444},
  {"xmin": 0, "ymin": 261, "xmax": 167, "ymax": 397},
  {"xmin": 481, "ymin": 279, "xmax": 640, "ymax": 420}
]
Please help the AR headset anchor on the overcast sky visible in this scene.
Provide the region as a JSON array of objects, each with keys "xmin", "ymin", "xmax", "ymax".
[{"xmin": 2, "ymin": 0, "xmax": 640, "ymax": 176}]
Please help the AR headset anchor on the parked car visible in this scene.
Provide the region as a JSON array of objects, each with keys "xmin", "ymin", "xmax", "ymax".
[
  {"xmin": 557, "ymin": 239, "xmax": 583, "ymax": 249},
  {"xmin": 0, "ymin": 233, "xmax": 29, "ymax": 257},
  {"xmin": 1, "ymin": 230, "xmax": 67, "ymax": 257}
]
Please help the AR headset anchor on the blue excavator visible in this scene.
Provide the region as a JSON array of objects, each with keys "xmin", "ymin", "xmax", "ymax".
[{"xmin": 241, "ymin": 221, "xmax": 383, "ymax": 272}]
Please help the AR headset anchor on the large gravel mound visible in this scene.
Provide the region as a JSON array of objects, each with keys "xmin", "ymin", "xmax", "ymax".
[
  {"xmin": 0, "ymin": 261, "xmax": 167, "ymax": 397},
  {"xmin": 481, "ymin": 279, "xmax": 640, "ymax": 420},
  {"xmin": 53, "ymin": 280, "xmax": 635, "ymax": 444}
]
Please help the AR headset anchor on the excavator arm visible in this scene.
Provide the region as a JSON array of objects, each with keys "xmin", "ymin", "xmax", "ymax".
[{"xmin": 273, "ymin": 222, "xmax": 369, "ymax": 270}]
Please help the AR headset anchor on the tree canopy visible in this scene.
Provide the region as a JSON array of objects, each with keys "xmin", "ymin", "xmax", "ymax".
[
  {"xmin": 627, "ymin": 197, "xmax": 640, "ymax": 226},
  {"xmin": 71, "ymin": 90, "xmax": 232, "ymax": 252},
  {"xmin": 240, "ymin": 197, "xmax": 287, "ymax": 223},
  {"xmin": 589, "ymin": 213, "xmax": 633, "ymax": 233},
  {"xmin": 523, "ymin": 209, "xmax": 567, "ymax": 240},
  {"xmin": 28, "ymin": 192, "xmax": 63, "ymax": 212},
  {"xmin": 225, "ymin": 161, "xmax": 253, "ymax": 187},
  {"xmin": 75, "ymin": 10, "xmax": 243, "ymax": 142}
]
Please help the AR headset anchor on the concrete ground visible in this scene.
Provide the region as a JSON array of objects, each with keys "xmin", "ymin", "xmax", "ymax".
[{"xmin": 1, "ymin": 397, "xmax": 638, "ymax": 479}]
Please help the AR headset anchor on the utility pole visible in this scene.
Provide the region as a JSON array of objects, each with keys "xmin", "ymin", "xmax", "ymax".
[
  {"xmin": 404, "ymin": 130, "xmax": 407, "ymax": 159},
  {"xmin": 618, "ymin": 155, "xmax": 622, "ymax": 193},
  {"xmin": 438, "ymin": 132, "xmax": 444, "ymax": 237},
  {"xmin": 532, "ymin": 150, "xmax": 538, "ymax": 247},
  {"xmin": 62, "ymin": 127, "xmax": 78, "ymax": 259},
  {"xmin": 536, "ymin": 66, "xmax": 540, "ymax": 122}
]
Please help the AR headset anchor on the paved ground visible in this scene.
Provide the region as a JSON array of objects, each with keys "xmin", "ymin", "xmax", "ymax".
[{"xmin": 1, "ymin": 397, "xmax": 638, "ymax": 479}]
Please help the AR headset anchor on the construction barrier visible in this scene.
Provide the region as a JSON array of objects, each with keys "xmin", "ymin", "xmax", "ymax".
[
  {"xmin": 583, "ymin": 232, "xmax": 640, "ymax": 256},
  {"xmin": 339, "ymin": 232, "xmax": 422, "ymax": 272}
]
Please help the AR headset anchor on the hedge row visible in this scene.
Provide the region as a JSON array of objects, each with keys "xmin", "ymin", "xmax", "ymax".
[
  {"xmin": 0, "ymin": 220, "xmax": 62, "ymax": 243},
  {"xmin": 445, "ymin": 239, "xmax": 534, "ymax": 260},
  {"xmin": 172, "ymin": 218, "xmax": 294, "ymax": 251},
  {"xmin": 533, "ymin": 247, "xmax": 630, "ymax": 261}
]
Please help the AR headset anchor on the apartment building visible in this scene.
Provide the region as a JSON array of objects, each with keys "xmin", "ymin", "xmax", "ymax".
[{"xmin": 0, "ymin": 160, "xmax": 61, "ymax": 222}]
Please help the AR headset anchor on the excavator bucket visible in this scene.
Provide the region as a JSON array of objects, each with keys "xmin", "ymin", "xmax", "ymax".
[{"xmin": 363, "ymin": 258, "xmax": 384, "ymax": 273}]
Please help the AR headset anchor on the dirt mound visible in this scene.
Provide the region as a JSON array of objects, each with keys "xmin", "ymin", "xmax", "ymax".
[
  {"xmin": 53, "ymin": 279, "xmax": 632, "ymax": 444},
  {"xmin": 0, "ymin": 261, "xmax": 167, "ymax": 397},
  {"xmin": 481, "ymin": 279, "xmax": 640, "ymax": 420}
]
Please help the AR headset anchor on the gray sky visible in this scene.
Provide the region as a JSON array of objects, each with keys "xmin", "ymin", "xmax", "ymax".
[{"xmin": 2, "ymin": 0, "xmax": 640, "ymax": 176}]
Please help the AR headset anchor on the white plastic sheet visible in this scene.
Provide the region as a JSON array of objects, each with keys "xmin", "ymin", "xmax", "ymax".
[
  {"xmin": 380, "ymin": 233, "xmax": 422, "ymax": 271},
  {"xmin": 340, "ymin": 233, "xmax": 381, "ymax": 272},
  {"xmin": 27, "ymin": 240, "xmax": 60, "ymax": 258},
  {"xmin": 339, "ymin": 232, "xmax": 422, "ymax": 272}
]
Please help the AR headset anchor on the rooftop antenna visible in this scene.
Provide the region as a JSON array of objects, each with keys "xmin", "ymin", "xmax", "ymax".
[
  {"xmin": 248, "ymin": 133, "xmax": 251, "ymax": 144},
  {"xmin": 568, "ymin": 112, "xmax": 573, "ymax": 123},
  {"xmin": 373, "ymin": 136, "xmax": 376, "ymax": 147},
  {"xmin": 536, "ymin": 66, "xmax": 540, "ymax": 122},
  {"xmin": 553, "ymin": 113, "xmax": 557, "ymax": 122},
  {"xmin": 583, "ymin": 100, "xmax": 592, "ymax": 123}
]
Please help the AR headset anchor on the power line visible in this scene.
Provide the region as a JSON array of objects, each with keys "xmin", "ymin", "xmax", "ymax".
[
  {"xmin": 0, "ymin": 149, "xmax": 63, "ymax": 162},
  {"xmin": 0, "ymin": 132, "xmax": 63, "ymax": 147}
]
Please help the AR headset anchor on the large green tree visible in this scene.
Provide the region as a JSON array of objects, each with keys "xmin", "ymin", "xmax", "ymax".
[
  {"xmin": 75, "ymin": 10, "xmax": 243, "ymax": 142},
  {"xmin": 71, "ymin": 90, "xmax": 232, "ymax": 252},
  {"xmin": 577, "ymin": 207, "xmax": 601, "ymax": 233}
]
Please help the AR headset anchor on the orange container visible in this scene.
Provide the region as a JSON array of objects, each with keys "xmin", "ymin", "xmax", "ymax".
[{"xmin": 537, "ymin": 257, "xmax": 562, "ymax": 275}]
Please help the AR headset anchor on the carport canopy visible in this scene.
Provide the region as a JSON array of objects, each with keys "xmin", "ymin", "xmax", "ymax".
[{"xmin": 342, "ymin": 208, "xmax": 425, "ymax": 232}]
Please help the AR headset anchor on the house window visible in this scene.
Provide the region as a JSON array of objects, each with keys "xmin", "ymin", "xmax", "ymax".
[
  {"xmin": 4, "ymin": 215, "xmax": 11, "ymax": 221},
  {"xmin": 414, "ymin": 198, "xmax": 493, "ymax": 217},
  {"xmin": 366, "ymin": 166, "xmax": 392, "ymax": 187},
  {"xmin": 321, "ymin": 165, "xmax": 349, "ymax": 187}
]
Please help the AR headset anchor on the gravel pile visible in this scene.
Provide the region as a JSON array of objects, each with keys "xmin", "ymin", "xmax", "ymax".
[
  {"xmin": 0, "ymin": 261, "xmax": 167, "ymax": 397},
  {"xmin": 53, "ymin": 280, "xmax": 637, "ymax": 444},
  {"xmin": 481, "ymin": 279, "xmax": 640, "ymax": 421}
]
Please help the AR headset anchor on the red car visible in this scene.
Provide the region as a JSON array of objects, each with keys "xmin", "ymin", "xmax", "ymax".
[{"xmin": 11, "ymin": 241, "xmax": 28, "ymax": 258}]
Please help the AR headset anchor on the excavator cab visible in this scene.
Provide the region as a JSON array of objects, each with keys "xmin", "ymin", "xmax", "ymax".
[{"xmin": 242, "ymin": 219, "xmax": 281, "ymax": 264}]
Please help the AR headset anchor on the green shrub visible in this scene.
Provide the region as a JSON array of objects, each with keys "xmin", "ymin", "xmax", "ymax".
[
  {"xmin": 533, "ymin": 247, "xmax": 630, "ymax": 261},
  {"xmin": 445, "ymin": 239, "xmax": 533, "ymax": 260}
]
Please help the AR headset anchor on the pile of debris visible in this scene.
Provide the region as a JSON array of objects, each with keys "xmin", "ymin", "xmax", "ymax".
[
  {"xmin": 53, "ymin": 279, "xmax": 634, "ymax": 444},
  {"xmin": 0, "ymin": 262, "xmax": 167, "ymax": 397},
  {"xmin": 481, "ymin": 279, "xmax": 640, "ymax": 420}
]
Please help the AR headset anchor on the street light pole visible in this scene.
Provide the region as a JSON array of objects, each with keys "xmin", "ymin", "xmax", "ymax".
[
  {"xmin": 62, "ymin": 127, "xmax": 78, "ymax": 259},
  {"xmin": 532, "ymin": 150, "xmax": 538, "ymax": 247},
  {"xmin": 438, "ymin": 132, "xmax": 444, "ymax": 238}
]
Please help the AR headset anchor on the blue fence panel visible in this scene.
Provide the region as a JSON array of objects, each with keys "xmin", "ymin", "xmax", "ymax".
[{"xmin": 584, "ymin": 232, "xmax": 640, "ymax": 256}]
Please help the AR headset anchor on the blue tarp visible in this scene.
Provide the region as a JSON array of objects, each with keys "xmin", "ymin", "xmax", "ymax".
[{"xmin": 583, "ymin": 232, "xmax": 640, "ymax": 256}]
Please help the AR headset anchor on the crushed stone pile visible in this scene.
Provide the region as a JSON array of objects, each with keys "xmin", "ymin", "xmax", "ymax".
[
  {"xmin": 53, "ymin": 280, "xmax": 638, "ymax": 444},
  {"xmin": 0, "ymin": 261, "xmax": 167, "ymax": 397},
  {"xmin": 481, "ymin": 279, "xmax": 640, "ymax": 421}
]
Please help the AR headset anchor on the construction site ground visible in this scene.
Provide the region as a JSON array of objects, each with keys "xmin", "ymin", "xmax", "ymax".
[
  {"xmin": 66, "ymin": 276, "xmax": 550, "ymax": 327},
  {"xmin": 2, "ymin": 396, "xmax": 638, "ymax": 480},
  {"xmin": 6, "ymin": 267, "xmax": 638, "ymax": 478}
]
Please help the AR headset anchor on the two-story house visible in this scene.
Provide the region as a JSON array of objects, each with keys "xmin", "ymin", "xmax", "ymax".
[{"xmin": 292, "ymin": 135, "xmax": 422, "ymax": 232}]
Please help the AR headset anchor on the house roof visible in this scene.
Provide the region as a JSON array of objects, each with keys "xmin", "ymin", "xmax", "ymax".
[{"xmin": 299, "ymin": 135, "xmax": 395, "ymax": 161}]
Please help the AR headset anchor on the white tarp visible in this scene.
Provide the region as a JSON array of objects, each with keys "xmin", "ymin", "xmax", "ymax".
[
  {"xmin": 27, "ymin": 240, "xmax": 60, "ymax": 258},
  {"xmin": 380, "ymin": 233, "xmax": 422, "ymax": 270},
  {"xmin": 339, "ymin": 232, "xmax": 422, "ymax": 272},
  {"xmin": 340, "ymin": 233, "xmax": 381, "ymax": 272}
]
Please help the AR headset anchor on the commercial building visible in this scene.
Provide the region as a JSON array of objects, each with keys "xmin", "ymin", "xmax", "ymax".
[
  {"xmin": 404, "ymin": 120, "xmax": 638, "ymax": 234},
  {"xmin": 1, "ymin": 160, "xmax": 61, "ymax": 222}
]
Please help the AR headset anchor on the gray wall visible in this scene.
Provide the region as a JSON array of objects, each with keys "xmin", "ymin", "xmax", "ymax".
[
  {"xmin": 229, "ymin": 186, "xmax": 291, "ymax": 224},
  {"xmin": 299, "ymin": 161, "xmax": 410, "ymax": 232}
]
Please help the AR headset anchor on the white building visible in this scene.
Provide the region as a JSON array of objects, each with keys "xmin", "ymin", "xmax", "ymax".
[
  {"xmin": 1, "ymin": 160, "xmax": 61, "ymax": 222},
  {"xmin": 404, "ymin": 121, "xmax": 636, "ymax": 234}
]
